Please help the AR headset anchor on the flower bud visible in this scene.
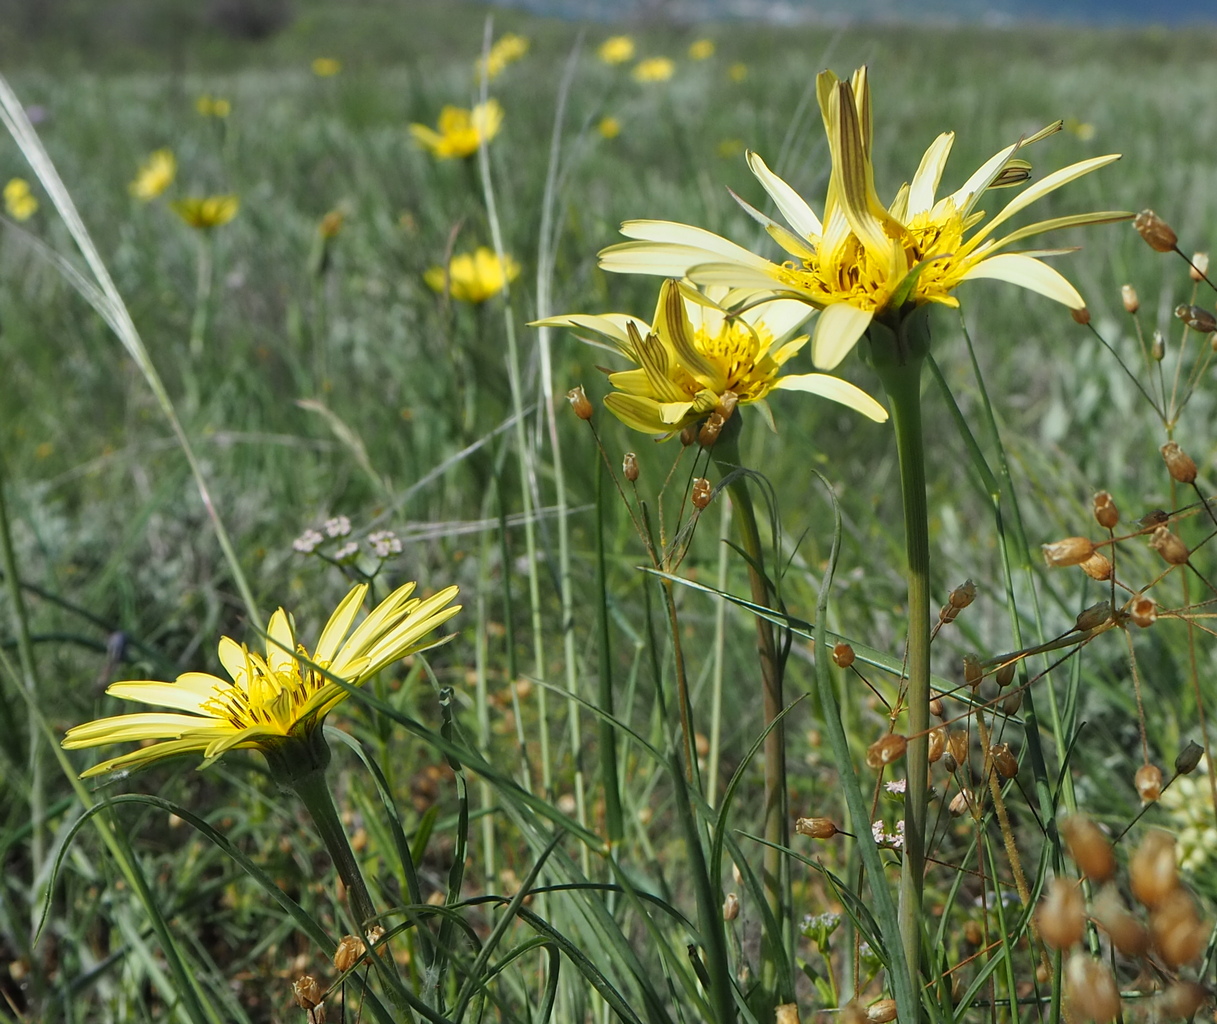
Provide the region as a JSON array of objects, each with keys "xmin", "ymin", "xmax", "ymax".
[
  {"xmin": 866, "ymin": 733, "xmax": 907, "ymax": 769},
  {"xmin": 990, "ymin": 743, "xmax": 1018, "ymax": 779},
  {"xmin": 962, "ymin": 654, "xmax": 983, "ymax": 690},
  {"xmin": 865, "ymin": 1000, "xmax": 897, "ymax": 1024},
  {"xmin": 1090, "ymin": 885, "xmax": 1148, "ymax": 957},
  {"xmin": 1156, "ymin": 981, "xmax": 1207, "ymax": 1019},
  {"xmin": 928, "ymin": 726, "xmax": 946, "ymax": 763},
  {"xmin": 1064, "ymin": 952, "xmax": 1121, "ymax": 1024},
  {"xmin": 1130, "ymin": 830, "xmax": 1177, "ymax": 907},
  {"xmin": 948, "ymin": 729, "xmax": 969, "ymax": 767},
  {"xmin": 1121, "ymin": 283, "xmax": 1139, "ymax": 314},
  {"xmin": 1134, "ymin": 208, "xmax": 1178, "ymax": 252},
  {"xmin": 1042, "ymin": 537, "xmax": 1094, "ymax": 567},
  {"xmin": 1152, "ymin": 329, "xmax": 1166, "ymax": 360},
  {"xmin": 1001, "ymin": 689, "xmax": 1022, "ymax": 715},
  {"xmin": 1129, "ymin": 595, "xmax": 1157, "ymax": 628},
  {"xmin": 1079, "ymin": 552, "xmax": 1113, "ymax": 581},
  {"xmin": 1135, "ymin": 763, "xmax": 1163, "ymax": 803},
  {"xmin": 680, "ymin": 424, "xmax": 697, "ymax": 446},
  {"xmin": 1175, "ymin": 739, "xmax": 1204, "ymax": 775},
  {"xmin": 928, "ymin": 694, "xmax": 944, "ymax": 718},
  {"xmin": 995, "ymin": 659, "xmax": 1016, "ymax": 689},
  {"xmin": 1075, "ymin": 601, "xmax": 1111, "ymax": 632},
  {"xmin": 1151, "ymin": 888, "xmax": 1208, "ymax": 967},
  {"xmin": 1093, "ymin": 491, "xmax": 1119, "ymax": 529},
  {"xmin": 1161, "ymin": 440, "xmax": 1198, "ymax": 483},
  {"xmin": 722, "ymin": 892, "xmax": 740, "ymax": 921},
  {"xmin": 293, "ymin": 975, "xmax": 324, "ymax": 1011},
  {"xmin": 1060, "ymin": 815, "xmax": 1115, "ymax": 882},
  {"xmin": 949, "ymin": 788, "xmax": 974, "ymax": 817},
  {"xmin": 1070, "ymin": 306, "xmax": 1091, "ymax": 326},
  {"xmin": 1150, "ymin": 525, "xmax": 1189, "ymax": 566},
  {"xmin": 566, "ymin": 386, "xmax": 593, "ymax": 420},
  {"xmin": 795, "ymin": 816, "xmax": 839, "ymax": 839},
  {"xmin": 334, "ymin": 935, "xmax": 366, "ymax": 972},
  {"xmin": 832, "ymin": 642, "xmax": 855, "ymax": 668},
  {"xmin": 1037, "ymin": 877, "xmax": 1085, "ymax": 950},
  {"xmin": 1177, "ymin": 304, "xmax": 1217, "ymax": 334},
  {"xmin": 623, "ymin": 451, "xmax": 639, "ymax": 482},
  {"xmin": 1190, "ymin": 251, "xmax": 1209, "ymax": 281},
  {"xmin": 691, "ymin": 477, "xmax": 712, "ymax": 511}
]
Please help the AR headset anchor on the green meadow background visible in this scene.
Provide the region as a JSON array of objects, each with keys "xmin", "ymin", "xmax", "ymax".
[{"xmin": 3, "ymin": 0, "xmax": 1217, "ymax": 1019}]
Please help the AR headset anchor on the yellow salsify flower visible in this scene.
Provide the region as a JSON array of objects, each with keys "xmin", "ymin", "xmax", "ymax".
[
  {"xmin": 129, "ymin": 149, "xmax": 176, "ymax": 201},
  {"xmin": 312, "ymin": 57, "xmax": 341, "ymax": 77},
  {"xmin": 477, "ymin": 33, "xmax": 529, "ymax": 80},
  {"xmin": 598, "ymin": 116, "xmax": 621, "ymax": 140},
  {"xmin": 171, "ymin": 194, "xmax": 239, "ymax": 230},
  {"xmin": 632, "ymin": 57, "xmax": 675, "ymax": 83},
  {"xmin": 4, "ymin": 177, "xmax": 38, "ymax": 220},
  {"xmin": 688, "ymin": 38, "xmax": 715, "ymax": 60},
  {"xmin": 62, "ymin": 581, "xmax": 461, "ymax": 778},
  {"xmin": 196, "ymin": 94, "xmax": 231, "ymax": 118},
  {"xmin": 600, "ymin": 66, "xmax": 1131, "ymax": 370},
  {"xmin": 425, "ymin": 247, "xmax": 519, "ymax": 303},
  {"xmin": 537, "ymin": 278, "xmax": 888, "ymax": 437},
  {"xmin": 409, "ymin": 100, "xmax": 504, "ymax": 160},
  {"xmin": 598, "ymin": 35, "xmax": 635, "ymax": 65},
  {"xmin": 727, "ymin": 62, "xmax": 747, "ymax": 82}
]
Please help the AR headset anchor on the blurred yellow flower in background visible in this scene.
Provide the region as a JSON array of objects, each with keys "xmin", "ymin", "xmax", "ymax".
[
  {"xmin": 728, "ymin": 62, "xmax": 748, "ymax": 82},
  {"xmin": 196, "ymin": 94, "xmax": 231, "ymax": 117},
  {"xmin": 598, "ymin": 36, "xmax": 635, "ymax": 64},
  {"xmin": 312, "ymin": 57, "xmax": 341, "ymax": 77},
  {"xmin": 1065, "ymin": 117, "xmax": 1096, "ymax": 140},
  {"xmin": 410, "ymin": 100, "xmax": 504, "ymax": 159},
  {"xmin": 632, "ymin": 57, "xmax": 675, "ymax": 83},
  {"xmin": 717, "ymin": 138, "xmax": 744, "ymax": 159},
  {"xmin": 171, "ymin": 195, "xmax": 239, "ymax": 230},
  {"xmin": 598, "ymin": 116, "xmax": 621, "ymax": 139},
  {"xmin": 425, "ymin": 247, "xmax": 520, "ymax": 303},
  {"xmin": 688, "ymin": 38, "xmax": 715, "ymax": 60},
  {"xmin": 4, "ymin": 177, "xmax": 38, "ymax": 220},
  {"xmin": 129, "ymin": 149, "xmax": 176, "ymax": 200},
  {"xmin": 478, "ymin": 33, "xmax": 529, "ymax": 80}
]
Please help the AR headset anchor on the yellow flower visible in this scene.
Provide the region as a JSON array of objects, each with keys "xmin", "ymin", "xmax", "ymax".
[
  {"xmin": 312, "ymin": 57, "xmax": 341, "ymax": 77},
  {"xmin": 688, "ymin": 38, "xmax": 715, "ymax": 60},
  {"xmin": 632, "ymin": 57, "xmax": 675, "ymax": 83},
  {"xmin": 62, "ymin": 581, "xmax": 461, "ymax": 778},
  {"xmin": 598, "ymin": 116, "xmax": 621, "ymax": 139},
  {"xmin": 425, "ymin": 247, "xmax": 520, "ymax": 303},
  {"xmin": 409, "ymin": 100, "xmax": 504, "ymax": 160},
  {"xmin": 196, "ymin": 94, "xmax": 231, "ymax": 118},
  {"xmin": 727, "ymin": 62, "xmax": 748, "ymax": 82},
  {"xmin": 170, "ymin": 195, "xmax": 239, "ymax": 230},
  {"xmin": 129, "ymin": 149, "xmax": 177, "ymax": 200},
  {"xmin": 4, "ymin": 178, "xmax": 38, "ymax": 221},
  {"xmin": 598, "ymin": 36, "xmax": 635, "ymax": 65},
  {"xmin": 717, "ymin": 138, "xmax": 744, "ymax": 159},
  {"xmin": 1065, "ymin": 117, "xmax": 1096, "ymax": 141},
  {"xmin": 477, "ymin": 33, "xmax": 529, "ymax": 80},
  {"xmin": 601, "ymin": 66, "xmax": 1130, "ymax": 370},
  {"xmin": 536, "ymin": 279, "xmax": 887, "ymax": 437}
]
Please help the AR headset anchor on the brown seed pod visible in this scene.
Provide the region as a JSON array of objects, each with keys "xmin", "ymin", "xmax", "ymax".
[
  {"xmin": 1042, "ymin": 537, "xmax": 1095, "ymax": 567},
  {"xmin": 293, "ymin": 975, "xmax": 324, "ymax": 1011},
  {"xmin": 928, "ymin": 694, "xmax": 944, "ymax": 718},
  {"xmin": 1075, "ymin": 601, "xmax": 1112, "ymax": 631},
  {"xmin": 831, "ymin": 642, "xmax": 855, "ymax": 668},
  {"xmin": 948, "ymin": 729, "xmax": 969, "ymax": 767},
  {"xmin": 1151, "ymin": 888, "xmax": 1208, "ymax": 967},
  {"xmin": 566, "ymin": 386, "xmax": 593, "ymax": 420},
  {"xmin": 1135, "ymin": 763, "xmax": 1163, "ymax": 803},
  {"xmin": 962, "ymin": 654, "xmax": 983, "ymax": 690},
  {"xmin": 995, "ymin": 659, "xmax": 1016, "ymax": 689},
  {"xmin": 1064, "ymin": 952, "xmax": 1121, "ymax": 1024},
  {"xmin": 1152, "ymin": 330, "xmax": 1166, "ymax": 360},
  {"xmin": 1129, "ymin": 595, "xmax": 1157, "ymax": 628},
  {"xmin": 714, "ymin": 390, "xmax": 739, "ymax": 421},
  {"xmin": 698, "ymin": 411, "xmax": 726, "ymax": 448},
  {"xmin": 1176, "ymin": 304, "xmax": 1217, "ymax": 334},
  {"xmin": 928, "ymin": 727, "xmax": 946, "ymax": 764},
  {"xmin": 1001, "ymin": 689, "xmax": 1022, "ymax": 715},
  {"xmin": 795, "ymin": 817, "xmax": 839, "ymax": 839},
  {"xmin": 1037, "ymin": 877, "xmax": 1086, "ymax": 950},
  {"xmin": 865, "ymin": 999, "xmax": 898, "ymax": 1024},
  {"xmin": 866, "ymin": 733, "xmax": 907, "ymax": 769},
  {"xmin": 623, "ymin": 451, "xmax": 639, "ymax": 482},
  {"xmin": 1150, "ymin": 525, "xmax": 1190, "ymax": 566},
  {"xmin": 1161, "ymin": 440, "xmax": 1199, "ymax": 483},
  {"xmin": 1060, "ymin": 815, "xmax": 1115, "ymax": 883},
  {"xmin": 1155, "ymin": 980, "xmax": 1207, "ymax": 1019},
  {"xmin": 949, "ymin": 578, "xmax": 977, "ymax": 609},
  {"xmin": 990, "ymin": 743, "xmax": 1018, "ymax": 779},
  {"xmin": 334, "ymin": 934, "xmax": 366, "ymax": 972},
  {"xmin": 1121, "ymin": 284, "xmax": 1139, "ymax": 314},
  {"xmin": 1090, "ymin": 885, "xmax": 1149, "ymax": 957},
  {"xmin": 948, "ymin": 788, "xmax": 974, "ymax": 817},
  {"xmin": 680, "ymin": 424, "xmax": 697, "ymax": 446},
  {"xmin": 691, "ymin": 477, "xmax": 712, "ymax": 511},
  {"xmin": 1130, "ymin": 830, "xmax": 1178, "ymax": 908},
  {"xmin": 1093, "ymin": 491, "xmax": 1119, "ymax": 529},
  {"xmin": 1071, "ymin": 306, "xmax": 1091, "ymax": 326},
  {"xmin": 1175, "ymin": 740, "xmax": 1204, "ymax": 775},
  {"xmin": 1079, "ymin": 552, "xmax": 1113, "ymax": 581},
  {"xmin": 722, "ymin": 892, "xmax": 740, "ymax": 921},
  {"xmin": 1134, "ymin": 208, "xmax": 1178, "ymax": 252}
]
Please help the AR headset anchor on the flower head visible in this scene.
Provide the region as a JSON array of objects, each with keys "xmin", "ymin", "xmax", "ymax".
[
  {"xmin": 196, "ymin": 95, "xmax": 231, "ymax": 118},
  {"xmin": 598, "ymin": 116, "xmax": 621, "ymax": 140},
  {"xmin": 536, "ymin": 278, "xmax": 887, "ymax": 437},
  {"xmin": 600, "ymin": 66, "xmax": 1130, "ymax": 369},
  {"xmin": 632, "ymin": 57, "xmax": 675, "ymax": 83},
  {"xmin": 477, "ymin": 33, "xmax": 529, "ymax": 80},
  {"xmin": 425, "ymin": 247, "xmax": 519, "ymax": 303},
  {"xmin": 129, "ymin": 149, "xmax": 176, "ymax": 201},
  {"xmin": 688, "ymin": 39, "xmax": 715, "ymax": 60},
  {"xmin": 598, "ymin": 36, "xmax": 635, "ymax": 65},
  {"xmin": 4, "ymin": 178, "xmax": 38, "ymax": 220},
  {"xmin": 410, "ymin": 100, "xmax": 503, "ymax": 160},
  {"xmin": 171, "ymin": 194, "xmax": 238, "ymax": 230},
  {"xmin": 62, "ymin": 581, "xmax": 461, "ymax": 778},
  {"xmin": 312, "ymin": 57, "xmax": 341, "ymax": 77}
]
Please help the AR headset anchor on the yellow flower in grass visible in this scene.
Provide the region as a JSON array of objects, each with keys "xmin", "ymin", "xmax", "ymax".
[
  {"xmin": 129, "ymin": 149, "xmax": 176, "ymax": 200},
  {"xmin": 536, "ymin": 278, "xmax": 888, "ymax": 437},
  {"xmin": 632, "ymin": 57, "xmax": 675, "ymax": 83},
  {"xmin": 196, "ymin": 94, "xmax": 231, "ymax": 118},
  {"xmin": 598, "ymin": 35, "xmax": 635, "ymax": 65},
  {"xmin": 727, "ymin": 62, "xmax": 747, "ymax": 82},
  {"xmin": 410, "ymin": 100, "xmax": 504, "ymax": 160},
  {"xmin": 688, "ymin": 38, "xmax": 715, "ymax": 60},
  {"xmin": 171, "ymin": 194, "xmax": 239, "ymax": 230},
  {"xmin": 4, "ymin": 178, "xmax": 38, "ymax": 220},
  {"xmin": 477, "ymin": 33, "xmax": 529, "ymax": 80},
  {"xmin": 62, "ymin": 581, "xmax": 461, "ymax": 778},
  {"xmin": 600, "ymin": 66, "xmax": 1130, "ymax": 370},
  {"xmin": 312, "ymin": 57, "xmax": 342, "ymax": 77},
  {"xmin": 425, "ymin": 247, "xmax": 519, "ymax": 303},
  {"xmin": 598, "ymin": 116, "xmax": 621, "ymax": 139}
]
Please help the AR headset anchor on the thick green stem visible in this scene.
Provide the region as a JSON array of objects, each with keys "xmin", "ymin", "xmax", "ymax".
[{"xmin": 866, "ymin": 308, "xmax": 932, "ymax": 994}]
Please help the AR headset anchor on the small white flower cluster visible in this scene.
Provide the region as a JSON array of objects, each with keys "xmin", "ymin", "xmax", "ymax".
[
  {"xmin": 324, "ymin": 515, "xmax": 352, "ymax": 537},
  {"xmin": 1159, "ymin": 760, "xmax": 1217, "ymax": 873},
  {"xmin": 293, "ymin": 519, "xmax": 404, "ymax": 565},
  {"xmin": 884, "ymin": 778, "xmax": 907, "ymax": 795},
  {"xmin": 871, "ymin": 819, "xmax": 905, "ymax": 850},
  {"xmin": 292, "ymin": 528, "xmax": 324, "ymax": 554},
  {"xmin": 368, "ymin": 529, "xmax": 403, "ymax": 558}
]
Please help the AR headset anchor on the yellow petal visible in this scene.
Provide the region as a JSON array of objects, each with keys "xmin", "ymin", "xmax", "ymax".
[
  {"xmin": 959, "ymin": 252, "xmax": 1084, "ymax": 308},
  {"xmin": 62, "ymin": 712, "xmax": 220, "ymax": 747},
  {"xmin": 658, "ymin": 280, "xmax": 723, "ymax": 391},
  {"xmin": 811, "ymin": 302, "xmax": 874, "ymax": 370},
  {"xmin": 604, "ymin": 392, "xmax": 673, "ymax": 434},
  {"xmin": 78, "ymin": 737, "xmax": 215, "ymax": 779},
  {"xmin": 746, "ymin": 150, "xmax": 823, "ymax": 238},
  {"xmin": 105, "ymin": 673, "xmax": 226, "ymax": 713},
  {"xmin": 265, "ymin": 608, "xmax": 298, "ymax": 675},
  {"xmin": 987, "ymin": 210, "xmax": 1134, "ymax": 253},
  {"xmin": 906, "ymin": 132, "xmax": 955, "ymax": 217},
  {"xmin": 314, "ymin": 584, "xmax": 368, "ymax": 665},
  {"xmin": 773, "ymin": 373, "xmax": 889, "ymax": 422}
]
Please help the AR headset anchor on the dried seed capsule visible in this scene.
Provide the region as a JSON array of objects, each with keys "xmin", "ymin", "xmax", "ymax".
[
  {"xmin": 1152, "ymin": 329, "xmax": 1166, "ymax": 360},
  {"xmin": 1064, "ymin": 952, "xmax": 1121, "ymax": 1024},
  {"xmin": 691, "ymin": 477, "xmax": 712, "ymax": 511},
  {"xmin": 962, "ymin": 654, "xmax": 983, "ymax": 690},
  {"xmin": 1075, "ymin": 601, "xmax": 1112, "ymax": 631},
  {"xmin": 623, "ymin": 451, "xmax": 639, "ymax": 482},
  {"xmin": 1135, "ymin": 763, "xmax": 1163, "ymax": 803},
  {"xmin": 949, "ymin": 578, "xmax": 976, "ymax": 609},
  {"xmin": 1070, "ymin": 306, "xmax": 1091, "ymax": 326},
  {"xmin": 1139, "ymin": 508, "xmax": 1170, "ymax": 528},
  {"xmin": 698, "ymin": 411, "xmax": 725, "ymax": 448},
  {"xmin": 1134, "ymin": 208, "xmax": 1178, "ymax": 252},
  {"xmin": 775, "ymin": 1005, "xmax": 800, "ymax": 1024},
  {"xmin": 1129, "ymin": 595, "xmax": 1157, "ymax": 628},
  {"xmin": 995, "ymin": 660, "xmax": 1016, "ymax": 689},
  {"xmin": 334, "ymin": 935, "xmax": 366, "ymax": 972},
  {"xmin": 1037, "ymin": 877, "xmax": 1085, "ymax": 950},
  {"xmin": 928, "ymin": 694, "xmax": 944, "ymax": 718},
  {"xmin": 866, "ymin": 1000, "xmax": 897, "ymax": 1024},
  {"xmin": 1001, "ymin": 689, "xmax": 1022, "ymax": 715},
  {"xmin": 948, "ymin": 789, "xmax": 973, "ymax": 817},
  {"xmin": 866, "ymin": 733, "xmax": 907, "ymax": 769},
  {"xmin": 1060, "ymin": 815, "xmax": 1115, "ymax": 882},
  {"xmin": 1090, "ymin": 885, "xmax": 1148, "ymax": 956},
  {"xmin": 1042, "ymin": 537, "xmax": 1095, "ymax": 567},
  {"xmin": 832, "ymin": 642, "xmax": 855, "ymax": 668},
  {"xmin": 1156, "ymin": 980, "xmax": 1207, "ymax": 1019},
  {"xmin": 1175, "ymin": 739, "xmax": 1204, "ymax": 775},
  {"xmin": 991, "ymin": 743, "xmax": 1018, "ymax": 779},
  {"xmin": 715, "ymin": 390, "xmax": 739, "ymax": 422},
  {"xmin": 1161, "ymin": 440, "xmax": 1199, "ymax": 483},
  {"xmin": 1151, "ymin": 888, "xmax": 1208, "ymax": 967},
  {"xmin": 293, "ymin": 975, "xmax": 324, "ymax": 1011},
  {"xmin": 1150, "ymin": 525, "xmax": 1189, "ymax": 566},
  {"xmin": 795, "ymin": 817, "xmax": 839, "ymax": 839},
  {"xmin": 1130, "ymin": 830, "xmax": 1178, "ymax": 907},
  {"xmin": 942, "ymin": 751, "xmax": 957, "ymax": 773},
  {"xmin": 928, "ymin": 727, "xmax": 946, "ymax": 763},
  {"xmin": 722, "ymin": 892, "xmax": 740, "ymax": 921},
  {"xmin": 1121, "ymin": 284, "xmax": 1139, "ymax": 314},
  {"xmin": 1190, "ymin": 251, "xmax": 1210, "ymax": 282},
  {"xmin": 566, "ymin": 386, "xmax": 593, "ymax": 420},
  {"xmin": 1176, "ymin": 304, "xmax": 1217, "ymax": 334},
  {"xmin": 680, "ymin": 424, "xmax": 697, "ymax": 446},
  {"xmin": 1093, "ymin": 491, "xmax": 1119, "ymax": 529},
  {"xmin": 948, "ymin": 729, "xmax": 969, "ymax": 767},
  {"xmin": 1079, "ymin": 552, "xmax": 1113, "ymax": 581}
]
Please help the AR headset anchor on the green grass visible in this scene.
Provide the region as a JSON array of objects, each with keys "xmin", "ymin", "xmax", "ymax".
[{"xmin": 4, "ymin": 3, "xmax": 1217, "ymax": 1021}]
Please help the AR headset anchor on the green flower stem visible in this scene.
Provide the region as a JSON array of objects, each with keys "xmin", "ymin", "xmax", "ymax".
[
  {"xmin": 189, "ymin": 232, "xmax": 213, "ymax": 360},
  {"xmin": 866, "ymin": 307, "xmax": 933, "ymax": 991},
  {"xmin": 711, "ymin": 421, "xmax": 791, "ymax": 1008}
]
